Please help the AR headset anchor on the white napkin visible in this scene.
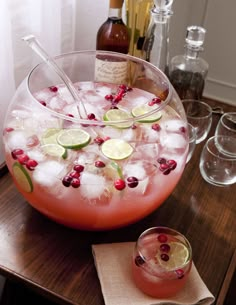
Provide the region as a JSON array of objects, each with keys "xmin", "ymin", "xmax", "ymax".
[{"xmin": 92, "ymin": 242, "xmax": 215, "ymax": 305}]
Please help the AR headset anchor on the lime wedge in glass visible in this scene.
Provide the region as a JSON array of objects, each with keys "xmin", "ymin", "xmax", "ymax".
[
  {"xmin": 156, "ymin": 241, "xmax": 189, "ymax": 271},
  {"xmin": 12, "ymin": 162, "xmax": 33, "ymax": 193},
  {"xmin": 101, "ymin": 139, "xmax": 133, "ymax": 160},
  {"xmin": 41, "ymin": 144, "xmax": 68, "ymax": 159},
  {"xmin": 104, "ymin": 109, "xmax": 133, "ymax": 129},
  {"xmin": 57, "ymin": 129, "xmax": 91, "ymax": 149},
  {"xmin": 131, "ymin": 104, "xmax": 162, "ymax": 122}
]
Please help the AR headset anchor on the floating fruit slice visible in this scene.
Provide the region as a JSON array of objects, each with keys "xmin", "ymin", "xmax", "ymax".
[
  {"xmin": 41, "ymin": 144, "xmax": 67, "ymax": 159},
  {"xmin": 101, "ymin": 139, "xmax": 133, "ymax": 160},
  {"xmin": 131, "ymin": 104, "xmax": 162, "ymax": 122},
  {"xmin": 12, "ymin": 162, "xmax": 33, "ymax": 193},
  {"xmin": 156, "ymin": 241, "xmax": 189, "ymax": 271},
  {"xmin": 57, "ymin": 129, "xmax": 91, "ymax": 149},
  {"xmin": 41, "ymin": 128, "xmax": 62, "ymax": 144},
  {"xmin": 104, "ymin": 109, "xmax": 133, "ymax": 128}
]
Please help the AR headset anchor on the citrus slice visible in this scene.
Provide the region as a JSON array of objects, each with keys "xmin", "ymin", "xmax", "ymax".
[
  {"xmin": 101, "ymin": 139, "xmax": 133, "ymax": 160},
  {"xmin": 131, "ymin": 104, "xmax": 162, "ymax": 122},
  {"xmin": 41, "ymin": 144, "xmax": 67, "ymax": 159},
  {"xmin": 56, "ymin": 129, "xmax": 91, "ymax": 149},
  {"xmin": 12, "ymin": 162, "xmax": 33, "ymax": 193},
  {"xmin": 156, "ymin": 241, "xmax": 189, "ymax": 271},
  {"xmin": 104, "ymin": 109, "xmax": 133, "ymax": 128},
  {"xmin": 41, "ymin": 128, "xmax": 62, "ymax": 145}
]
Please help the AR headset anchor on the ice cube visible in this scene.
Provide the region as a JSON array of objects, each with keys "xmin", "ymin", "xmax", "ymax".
[
  {"xmin": 58, "ymin": 86, "xmax": 74, "ymax": 104},
  {"xmin": 80, "ymin": 172, "xmax": 106, "ymax": 199},
  {"xmin": 135, "ymin": 143, "xmax": 159, "ymax": 160},
  {"xmin": 160, "ymin": 133, "xmax": 186, "ymax": 149},
  {"xmin": 78, "ymin": 82, "xmax": 94, "ymax": 90},
  {"xmin": 7, "ymin": 130, "xmax": 29, "ymax": 150},
  {"xmin": 102, "ymin": 126, "xmax": 122, "ymax": 139},
  {"xmin": 161, "ymin": 119, "xmax": 186, "ymax": 133},
  {"xmin": 48, "ymin": 96, "xmax": 67, "ymax": 111},
  {"xmin": 12, "ymin": 109, "xmax": 31, "ymax": 119},
  {"xmin": 27, "ymin": 149, "xmax": 46, "ymax": 162},
  {"xmin": 123, "ymin": 161, "xmax": 147, "ymax": 180},
  {"xmin": 142, "ymin": 125, "xmax": 160, "ymax": 143},
  {"xmin": 96, "ymin": 85, "xmax": 112, "ymax": 96},
  {"xmin": 33, "ymin": 161, "xmax": 66, "ymax": 187}
]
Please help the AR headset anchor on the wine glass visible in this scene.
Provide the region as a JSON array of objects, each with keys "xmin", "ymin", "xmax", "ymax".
[
  {"xmin": 199, "ymin": 135, "xmax": 236, "ymax": 186},
  {"xmin": 182, "ymin": 99, "xmax": 212, "ymax": 144},
  {"xmin": 215, "ymin": 112, "xmax": 236, "ymax": 157}
]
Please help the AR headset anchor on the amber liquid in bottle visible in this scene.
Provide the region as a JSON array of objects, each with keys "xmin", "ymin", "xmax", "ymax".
[
  {"xmin": 96, "ymin": 0, "xmax": 130, "ymax": 54},
  {"xmin": 95, "ymin": 0, "xmax": 130, "ymax": 84}
]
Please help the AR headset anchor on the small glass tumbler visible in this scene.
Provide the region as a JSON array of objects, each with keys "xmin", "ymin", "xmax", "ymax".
[
  {"xmin": 182, "ymin": 99, "xmax": 212, "ymax": 144},
  {"xmin": 132, "ymin": 227, "xmax": 192, "ymax": 298},
  {"xmin": 199, "ymin": 136, "xmax": 236, "ymax": 186},
  {"xmin": 215, "ymin": 112, "xmax": 236, "ymax": 157},
  {"xmin": 187, "ymin": 123, "xmax": 197, "ymax": 163}
]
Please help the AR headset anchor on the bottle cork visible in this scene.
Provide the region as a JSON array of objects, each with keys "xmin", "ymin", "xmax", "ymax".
[{"xmin": 110, "ymin": 0, "xmax": 124, "ymax": 9}]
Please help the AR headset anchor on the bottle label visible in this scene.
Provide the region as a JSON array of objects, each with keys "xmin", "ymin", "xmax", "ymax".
[{"xmin": 95, "ymin": 57, "xmax": 127, "ymax": 84}]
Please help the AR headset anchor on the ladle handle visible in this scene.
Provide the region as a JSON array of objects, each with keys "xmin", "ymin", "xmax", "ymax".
[{"xmin": 22, "ymin": 35, "xmax": 87, "ymax": 119}]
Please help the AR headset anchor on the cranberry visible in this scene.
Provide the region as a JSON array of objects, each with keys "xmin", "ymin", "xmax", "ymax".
[
  {"xmin": 131, "ymin": 124, "xmax": 137, "ymax": 129},
  {"xmin": 176, "ymin": 269, "xmax": 185, "ymax": 279},
  {"xmin": 66, "ymin": 113, "xmax": 74, "ymax": 118},
  {"xmin": 135, "ymin": 255, "xmax": 145, "ymax": 267},
  {"xmin": 39, "ymin": 101, "xmax": 47, "ymax": 106},
  {"xmin": 49, "ymin": 86, "xmax": 58, "ymax": 92},
  {"xmin": 87, "ymin": 113, "xmax": 96, "ymax": 120},
  {"xmin": 159, "ymin": 163, "xmax": 169, "ymax": 172},
  {"xmin": 152, "ymin": 123, "xmax": 161, "ymax": 131},
  {"xmin": 11, "ymin": 149, "xmax": 24, "ymax": 160},
  {"xmin": 26, "ymin": 159, "xmax": 38, "ymax": 170},
  {"xmin": 69, "ymin": 171, "xmax": 80, "ymax": 179},
  {"xmin": 4, "ymin": 127, "xmax": 14, "ymax": 133},
  {"xmin": 73, "ymin": 164, "xmax": 84, "ymax": 173},
  {"xmin": 163, "ymin": 168, "xmax": 171, "ymax": 175},
  {"xmin": 104, "ymin": 136, "xmax": 110, "ymax": 141},
  {"xmin": 167, "ymin": 159, "xmax": 177, "ymax": 170},
  {"xmin": 71, "ymin": 178, "xmax": 81, "ymax": 188},
  {"xmin": 148, "ymin": 97, "xmax": 161, "ymax": 106},
  {"xmin": 62, "ymin": 175, "xmax": 72, "ymax": 187},
  {"xmin": 110, "ymin": 105, "xmax": 119, "ymax": 110},
  {"xmin": 114, "ymin": 179, "xmax": 126, "ymax": 191},
  {"xmin": 157, "ymin": 157, "xmax": 166, "ymax": 164},
  {"xmin": 160, "ymin": 253, "xmax": 169, "ymax": 261},
  {"xmin": 127, "ymin": 176, "xmax": 139, "ymax": 188},
  {"xmin": 157, "ymin": 234, "xmax": 168, "ymax": 243},
  {"xmin": 27, "ymin": 135, "xmax": 39, "ymax": 147},
  {"xmin": 17, "ymin": 154, "xmax": 29, "ymax": 165},
  {"xmin": 112, "ymin": 95, "xmax": 122, "ymax": 104},
  {"xmin": 180, "ymin": 126, "xmax": 186, "ymax": 133},
  {"xmin": 160, "ymin": 243, "xmax": 170, "ymax": 253},
  {"xmin": 118, "ymin": 84, "xmax": 127, "ymax": 91},
  {"xmin": 95, "ymin": 160, "xmax": 106, "ymax": 168},
  {"xmin": 105, "ymin": 94, "xmax": 113, "ymax": 101},
  {"xmin": 94, "ymin": 137, "xmax": 104, "ymax": 145}
]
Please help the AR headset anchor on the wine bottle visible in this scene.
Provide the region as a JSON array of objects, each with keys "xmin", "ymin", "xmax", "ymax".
[
  {"xmin": 95, "ymin": 0, "xmax": 130, "ymax": 84},
  {"xmin": 96, "ymin": 0, "xmax": 130, "ymax": 54}
]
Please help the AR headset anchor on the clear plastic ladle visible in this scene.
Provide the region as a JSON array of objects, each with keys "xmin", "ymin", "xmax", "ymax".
[{"xmin": 22, "ymin": 35, "xmax": 87, "ymax": 119}]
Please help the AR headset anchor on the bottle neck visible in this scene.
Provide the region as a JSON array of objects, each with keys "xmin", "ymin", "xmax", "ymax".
[
  {"xmin": 108, "ymin": 7, "xmax": 122, "ymax": 19},
  {"xmin": 185, "ymin": 45, "xmax": 202, "ymax": 59}
]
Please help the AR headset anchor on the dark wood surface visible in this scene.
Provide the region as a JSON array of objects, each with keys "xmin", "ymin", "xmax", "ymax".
[{"xmin": 0, "ymin": 99, "xmax": 235, "ymax": 305}]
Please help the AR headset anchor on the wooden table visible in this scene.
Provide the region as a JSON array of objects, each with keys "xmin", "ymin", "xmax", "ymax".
[{"xmin": 0, "ymin": 99, "xmax": 235, "ymax": 305}]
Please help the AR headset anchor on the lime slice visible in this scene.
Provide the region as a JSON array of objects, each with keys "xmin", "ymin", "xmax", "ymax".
[
  {"xmin": 41, "ymin": 144, "xmax": 67, "ymax": 159},
  {"xmin": 42, "ymin": 128, "xmax": 62, "ymax": 144},
  {"xmin": 104, "ymin": 109, "xmax": 133, "ymax": 128},
  {"xmin": 131, "ymin": 104, "xmax": 162, "ymax": 122},
  {"xmin": 57, "ymin": 129, "xmax": 91, "ymax": 149},
  {"xmin": 12, "ymin": 162, "xmax": 33, "ymax": 193},
  {"xmin": 101, "ymin": 139, "xmax": 133, "ymax": 160},
  {"xmin": 156, "ymin": 241, "xmax": 189, "ymax": 271}
]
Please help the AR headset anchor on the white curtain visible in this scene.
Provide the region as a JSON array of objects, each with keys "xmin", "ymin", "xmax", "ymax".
[{"xmin": 0, "ymin": 0, "xmax": 77, "ymax": 167}]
